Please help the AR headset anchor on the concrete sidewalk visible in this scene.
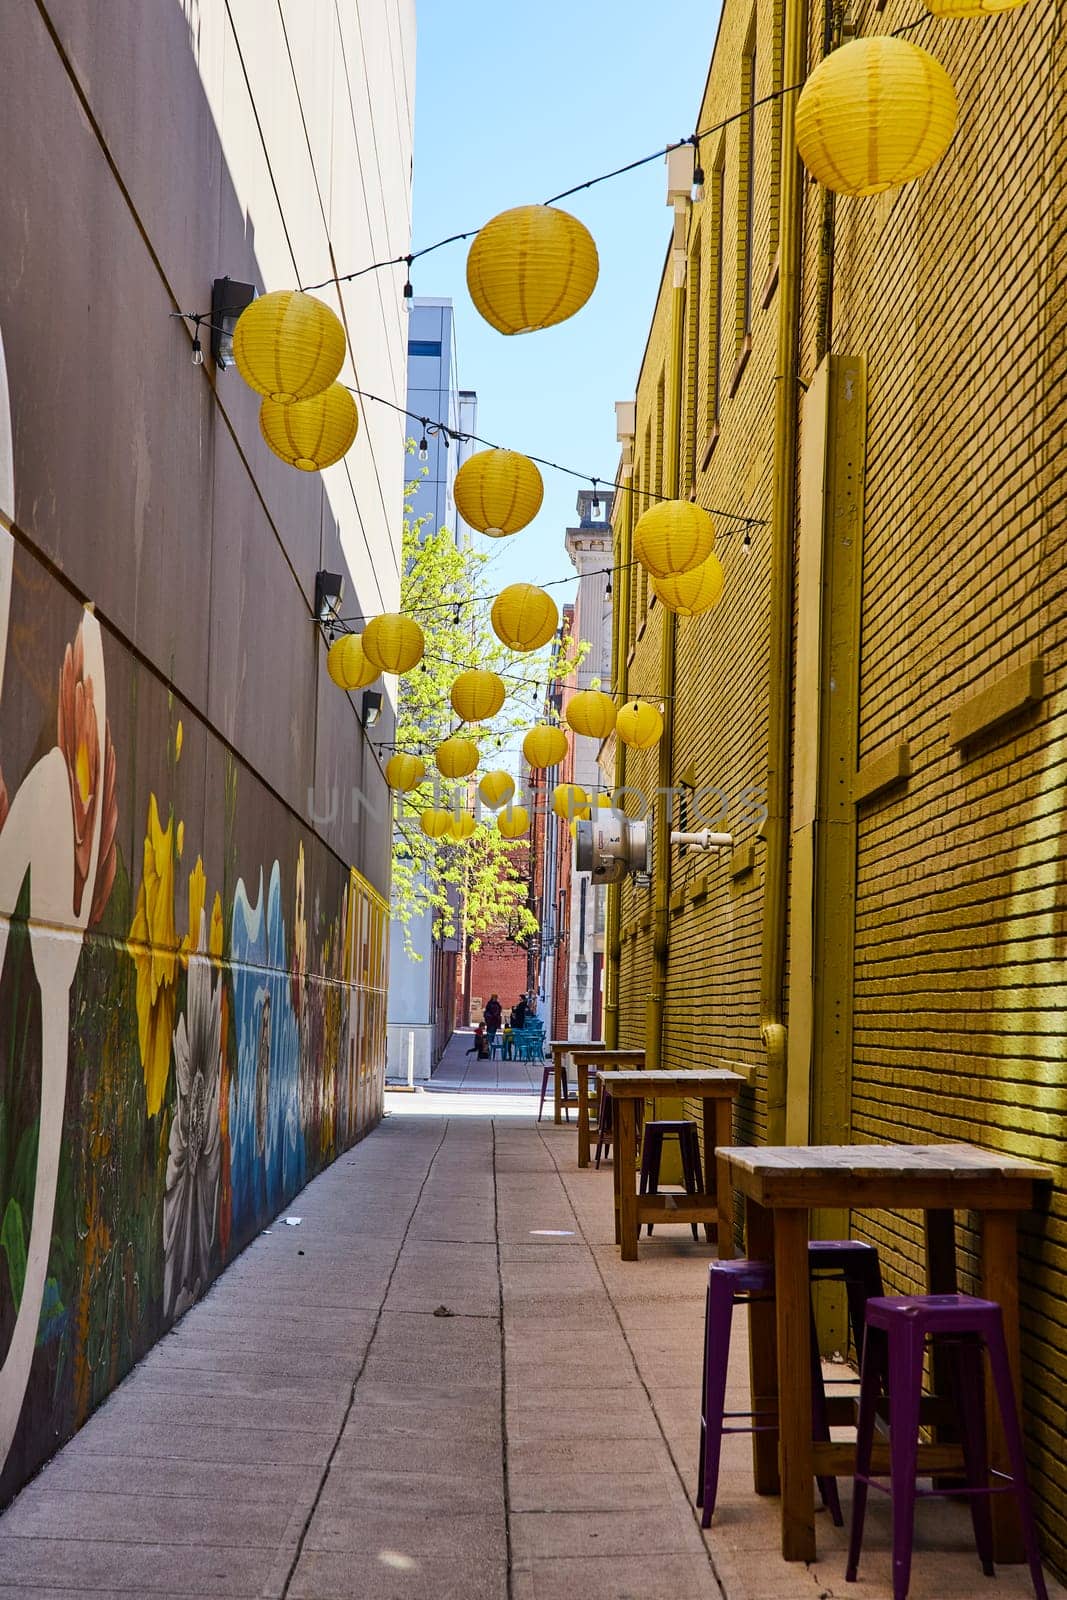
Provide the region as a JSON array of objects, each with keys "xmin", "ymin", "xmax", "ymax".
[{"xmin": 0, "ymin": 1098, "xmax": 1061, "ymax": 1600}]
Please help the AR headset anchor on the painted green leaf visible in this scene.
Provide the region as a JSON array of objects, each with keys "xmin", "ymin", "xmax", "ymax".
[{"xmin": 1, "ymin": 1195, "xmax": 27, "ymax": 1309}]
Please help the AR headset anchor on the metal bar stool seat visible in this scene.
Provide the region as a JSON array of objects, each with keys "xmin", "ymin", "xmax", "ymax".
[{"xmin": 847, "ymin": 1293, "xmax": 1048, "ymax": 1600}]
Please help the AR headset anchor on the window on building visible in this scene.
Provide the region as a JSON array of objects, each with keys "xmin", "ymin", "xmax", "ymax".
[
  {"xmin": 684, "ymin": 228, "xmax": 701, "ymax": 492},
  {"xmin": 768, "ymin": 0, "xmax": 783, "ymax": 272},
  {"xmin": 737, "ymin": 18, "xmax": 758, "ymax": 347},
  {"xmin": 707, "ymin": 146, "xmax": 726, "ymax": 433},
  {"xmin": 407, "ymin": 339, "xmax": 442, "ymax": 356}
]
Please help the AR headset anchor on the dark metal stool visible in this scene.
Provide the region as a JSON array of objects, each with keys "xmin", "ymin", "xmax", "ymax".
[{"xmin": 639, "ymin": 1119, "xmax": 702, "ymax": 1239}]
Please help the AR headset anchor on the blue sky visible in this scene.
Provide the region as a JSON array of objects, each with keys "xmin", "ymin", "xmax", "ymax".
[{"xmin": 411, "ymin": 0, "xmax": 722, "ymax": 607}]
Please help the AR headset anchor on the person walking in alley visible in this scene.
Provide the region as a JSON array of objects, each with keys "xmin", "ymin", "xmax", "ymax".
[
  {"xmin": 484, "ymin": 993, "xmax": 502, "ymax": 1041},
  {"xmin": 510, "ymin": 994, "xmax": 527, "ymax": 1030}
]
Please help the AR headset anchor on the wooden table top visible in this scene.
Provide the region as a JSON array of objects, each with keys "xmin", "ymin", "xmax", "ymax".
[
  {"xmin": 572, "ymin": 1046, "xmax": 645, "ymax": 1061},
  {"xmin": 549, "ymin": 1039, "xmax": 606, "ymax": 1050},
  {"xmin": 716, "ymin": 1142, "xmax": 1053, "ymax": 1209},
  {"xmin": 602, "ymin": 1068, "xmax": 745, "ymax": 1098}
]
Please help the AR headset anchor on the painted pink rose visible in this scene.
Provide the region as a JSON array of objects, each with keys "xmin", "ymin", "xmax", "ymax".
[{"xmin": 57, "ymin": 628, "xmax": 117, "ymax": 921}]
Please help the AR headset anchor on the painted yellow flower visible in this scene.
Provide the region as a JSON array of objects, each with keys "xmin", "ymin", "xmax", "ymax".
[
  {"xmin": 176, "ymin": 819, "xmax": 185, "ymax": 859},
  {"xmin": 183, "ymin": 855, "xmax": 207, "ymax": 961},
  {"xmin": 175, "ymin": 720, "xmax": 184, "ymax": 763},
  {"xmin": 209, "ymin": 891, "xmax": 224, "ymax": 962},
  {"xmin": 128, "ymin": 795, "xmax": 179, "ymax": 1116}
]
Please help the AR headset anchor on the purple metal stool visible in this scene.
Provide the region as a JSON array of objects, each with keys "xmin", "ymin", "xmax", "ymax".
[
  {"xmin": 536, "ymin": 1062, "xmax": 569, "ymax": 1124},
  {"xmin": 698, "ymin": 1241, "xmax": 883, "ymax": 1529},
  {"xmin": 847, "ymin": 1294, "xmax": 1048, "ymax": 1600}
]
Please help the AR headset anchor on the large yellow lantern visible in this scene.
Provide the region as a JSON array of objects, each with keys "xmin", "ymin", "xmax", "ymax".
[
  {"xmin": 326, "ymin": 634, "xmax": 379, "ymax": 691},
  {"xmin": 497, "ymin": 805, "xmax": 530, "ymax": 839},
  {"xmin": 795, "ymin": 38, "xmax": 957, "ymax": 197},
  {"xmin": 616, "ymin": 701, "xmax": 664, "ymax": 750},
  {"xmin": 259, "ymin": 383, "xmax": 358, "ymax": 472},
  {"xmin": 652, "ymin": 553, "xmax": 725, "ymax": 617},
  {"xmin": 479, "ymin": 770, "xmax": 516, "ymax": 810},
  {"xmin": 233, "ymin": 290, "xmax": 346, "ymax": 404},
  {"xmin": 925, "ymin": 0, "xmax": 1027, "ymax": 14},
  {"xmin": 448, "ymin": 811, "xmax": 478, "ymax": 842},
  {"xmin": 450, "ymin": 668, "xmax": 506, "ymax": 723},
  {"xmin": 362, "ymin": 613, "xmax": 425, "ymax": 675},
  {"xmin": 466, "ymin": 205, "xmax": 599, "ymax": 336},
  {"xmin": 565, "ymin": 689, "xmax": 617, "ymax": 740},
  {"xmin": 420, "ymin": 808, "xmax": 452, "ymax": 840},
  {"xmin": 453, "ymin": 449, "xmax": 544, "ymax": 537},
  {"xmin": 491, "ymin": 584, "xmax": 558, "ymax": 652},
  {"xmin": 634, "ymin": 501, "xmax": 716, "ymax": 579},
  {"xmin": 435, "ymin": 737, "xmax": 480, "ymax": 779},
  {"xmin": 522, "ymin": 724, "xmax": 568, "ymax": 770},
  {"xmin": 385, "ymin": 753, "xmax": 426, "ymax": 792},
  {"xmin": 553, "ymin": 782, "xmax": 590, "ymax": 821}
]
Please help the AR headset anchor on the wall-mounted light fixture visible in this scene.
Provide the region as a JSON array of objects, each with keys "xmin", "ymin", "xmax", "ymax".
[
  {"xmin": 314, "ymin": 569, "xmax": 345, "ymax": 625},
  {"xmin": 210, "ymin": 278, "xmax": 256, "ymax": 369},
  {"xmin": 361, "ymin": 689, "xmax": 383, "ymax": 728}
]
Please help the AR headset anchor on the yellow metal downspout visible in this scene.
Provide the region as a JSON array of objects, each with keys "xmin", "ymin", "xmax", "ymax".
[
  {"xmin": 761, "ymin": 0, "xmax": 808, "ymax": 1142},
  {"xmin": 604, "ymin": 434, "xmax": 635, "ymax": 1049},
  {"xmin": 646, "ymin": 247, "xmax": 688, "ymax": 1069}
]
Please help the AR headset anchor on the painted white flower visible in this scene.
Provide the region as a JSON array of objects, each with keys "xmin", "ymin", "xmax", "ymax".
[{"xmin": 163, "ymin": 933, "xmax": 222, "ymax": 1318}]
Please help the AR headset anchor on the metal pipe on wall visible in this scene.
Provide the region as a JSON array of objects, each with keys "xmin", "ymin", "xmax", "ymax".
[{"xmin": 760, "ymin": 0, "xmax": 809, "ymax": 1142}]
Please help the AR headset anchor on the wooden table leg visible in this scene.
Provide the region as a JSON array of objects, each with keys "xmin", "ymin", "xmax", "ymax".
[
  {"xmin": 745, "ymin": 1198, "xmax": 779, "ymax": 1497},
  {"xmin": 553, "ymin": 1054, "xmax": 564, "ymax": 1125},
  {"xmin": 610, "ymin": 1095, "xmax": 622, "ymax": 1244},
  {"xmin": 981, "ymin": 1210, "xmax": 1025, "ymax": 1563},
  {"xmin": 710, "ymin": 1096, "xmax": 734, "ymax": 1256},
  {"xmin": 616, "ymin": 1097, "xmax": 639, "ymax": 1261},
  {"xmin": 775, "ymin": 1206, "xmax": 816, "ymax": 1562},
  {"xmin": 924, "ymin": 1207, "xmax": 961, "ymax": 1482},
  {"xmin": 577, "ymin": 1063, "xmax": 591, "ymax": 1169}
]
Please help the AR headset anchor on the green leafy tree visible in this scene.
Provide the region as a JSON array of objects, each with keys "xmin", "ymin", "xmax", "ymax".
[{"xmin": 390, "ymin": 479, "xmax": 570, "ymax": 960}]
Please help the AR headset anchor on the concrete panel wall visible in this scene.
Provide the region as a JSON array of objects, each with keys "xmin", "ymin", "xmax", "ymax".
[{"xmin": 0, "ymin": 0, "xmax": 411, "ymax": 1504}]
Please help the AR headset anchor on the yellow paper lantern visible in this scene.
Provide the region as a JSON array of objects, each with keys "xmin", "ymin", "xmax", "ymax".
[
  {"xmin": 616, "ymin": 701, "xmax": 664, "ymax": 750},
  {"xmin": 491, "ymin": 584, "xmax": 559, "ymax": 652},
  {"xmin": 633, "ymin": 501, "xmax": 716, "ymax": 579},
  {"xmin": 466, "ymin": 205, "xmax": 599, "ymax": 336},
  {"xmin": 652, "ymin": 553, "xmax": 726, "ymax": 617},
  {"xmin": 564, "ymin": 689, "xmax": 617, "ymax": 740},
  {"xmin": 522, "ymin": 724, "xmax": 568, "ymax": 770},
  {"xmin": 232, "ymin": 290, "xmax": 346, "ymax": 404},
  {"xmin": 925, "ymin": 0, "xmax": 1026, "ymax": 14},
  {"xmin": 435, "ymin": 737, "xmax": 480, "ymax": 779},
  {"xmin": 453, "ymin": 449, "xmax": 544, "ymax": 537},
  {"xmin": 362, "ymin": 613, "xmax": 425, "ymax": 675},
  {"xmin": 553, "ymin": 782, "xmax": 590, "ymax": 821},
  {"xmin": 259, "ymin": 383, "xmax": 358, "ymax": 472},
  {"xmin": 326, "ymin": 635, "xmax": 379, "ymax": 691},
  {"xmin": 795, "ymin": 38, "xmax": 957, "ymax": 198},
  {"xmin": 448, "ymin": 811, "xmax": 478, "ymax": 841},
  {"xmin": 385, "ymin": 753, "xmax": 426, "ymax": 792},
  {"xmin": 497, "ymin": 805, "xmax": 530, "ymax": 839},
  {"xmin": 479, "ymin": 770, "xmax": 516, "ymax": 810},
  {"xmin": 420, "ymin": 808, "xmax": 452, "ymax": 840},
  {"xmin": 450, "ymin": 669, "xmax": 506, "ymax": 723}
]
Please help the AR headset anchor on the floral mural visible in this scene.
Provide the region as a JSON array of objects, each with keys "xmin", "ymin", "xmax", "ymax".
[{"xmin": 0, "ymin": 568, "xmax": 388, "ymax": 1507}]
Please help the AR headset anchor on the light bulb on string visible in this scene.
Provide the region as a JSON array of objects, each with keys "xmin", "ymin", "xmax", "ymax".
[
  {"xmin": 402, "ymin": 255, "xmax": 414, "ymax": 314},
  {"xmin": 418, "ymin": 426, "xmax": 429, "ymax": 463},
  {"xmin": 742, "ymin": 529, "xmax": 752, "ymax": 558},
  {"xmin": 191, "ymin": 317, "xmax": 204, "ymax": 366},
  {"xmin": 590, "ymin": 478, "xmax": 601, "ymax": 518}
]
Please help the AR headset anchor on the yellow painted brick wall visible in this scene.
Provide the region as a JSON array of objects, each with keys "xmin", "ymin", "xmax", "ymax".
[
  {"xmin": 612, "ymin": 0, "xmax": 1066, "ymax": 1566},
  {"xmin": 822, "ymin": 0, "xmax": 1067, "ymax": 1561}
]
